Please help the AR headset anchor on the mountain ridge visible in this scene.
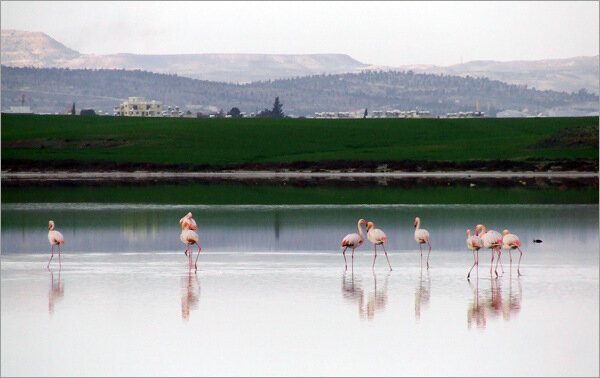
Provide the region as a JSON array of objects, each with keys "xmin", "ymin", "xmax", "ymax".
[{"xmin": 2, "ymin": 29, "xmax": 598, "ymax": 93}]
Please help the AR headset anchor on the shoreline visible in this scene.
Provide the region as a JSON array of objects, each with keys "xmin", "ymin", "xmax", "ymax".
[{"xmin": 2, "ymin": 170, "xmax": 599, "ymax": 181}]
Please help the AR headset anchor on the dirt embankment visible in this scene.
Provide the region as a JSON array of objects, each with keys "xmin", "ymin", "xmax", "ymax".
[{"xmin": 2, "ymin": 158, "xmax": 598, "ymax": 173}]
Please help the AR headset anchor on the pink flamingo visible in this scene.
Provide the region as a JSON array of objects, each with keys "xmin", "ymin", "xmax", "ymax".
[
  {"xmin": 414, "ymin": 217, "xmax": 432, "ymax": 268},
  {"xmin": 466, "ymin": 229, "xmax": 484, "ymax": 279},
  {"xmin": 502, "ymin": 230, "xmax": 524, "ymax": 276},
  {"xmin": 340, "ymin": 219, "xmax": 368, "ymax": 270},
  {"xmin": 180, "ymin": 212, "xmax": 198, "ymax": 257},
  {"xmin": 476, "ymin": 224, "xmax": 503, "ymax": 277},
  {"xmin": 47, "ymin": 220, "xmax": 65, "ymax": 269},
  {"xmin": 179, "ymin": 213, "xmax": 201, "ymax": 272},
  {"xmin": 366, "ymin": 221, "xmax": 392, "ymax": 271}
]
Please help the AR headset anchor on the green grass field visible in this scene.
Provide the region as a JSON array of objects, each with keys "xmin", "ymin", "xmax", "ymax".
[{"xmin": 1, "ymin": 114, "xmax": 598, "ymax": 166}]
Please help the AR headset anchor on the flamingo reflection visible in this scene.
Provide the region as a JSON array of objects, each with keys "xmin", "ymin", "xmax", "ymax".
[
  {"xmin": 362, "ymin": 272, "xmax": 390, "ymax": 320},
  {"xmin": 341, "ymin": 271, "xmax": 390, "ymax": 320},
  {"xmin": 467, "ymin": 272, "xmax": 522, "ymax": 329},
  {"xmin": 415, "ymin": 266, "xmax": 431, "ymax": 321},
  {"xmin": 181, "ymin": 271, "xmax": 201, "ymax": 321},
  {"xmin": 48, "ymin": 267, "xmax": 64, "ymax": 315},
  {"xmin": 341, "ymin": 271, "xmax": 364, "ymax": 318}
]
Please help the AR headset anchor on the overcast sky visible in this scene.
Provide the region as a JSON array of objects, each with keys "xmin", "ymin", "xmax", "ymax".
[{"xmin": 2, "ymin": 1, "xmax": 598, "ymax": 66}]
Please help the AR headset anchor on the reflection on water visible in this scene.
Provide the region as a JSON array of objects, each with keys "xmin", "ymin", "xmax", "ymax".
[
  {"xmin": 415, "ymin": 267, "xmax": 431, "ymax": 321},
  {"xmin": 342, "ymin": 271, "xmax": 390, "ymax": 320},
  {"xmin": 467, "ymin": 270, "xmax": 522, "ymax": 329},
  {"xmin": 181, "ymin": 272, "xmax": 200, "ymax": 321},
  {"xmin": 48, "ymin": 268, "xmax": 64, "ymax": 315}
]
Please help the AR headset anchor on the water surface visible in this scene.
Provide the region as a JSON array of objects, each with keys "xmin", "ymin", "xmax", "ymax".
[{"xmin": 1, "ymin": 204, "xmax": 598, "ymax": 376}]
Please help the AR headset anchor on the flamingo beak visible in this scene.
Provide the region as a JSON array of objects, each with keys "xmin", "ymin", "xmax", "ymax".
[{"xmin": 413, "ymin": 222, "xmax": 417, "ymax": 227}]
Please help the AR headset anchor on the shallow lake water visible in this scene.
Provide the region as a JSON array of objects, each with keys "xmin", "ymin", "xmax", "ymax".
[{"xmin": 1, "ymin": 203, "xmax": 598, "ymax": 376}]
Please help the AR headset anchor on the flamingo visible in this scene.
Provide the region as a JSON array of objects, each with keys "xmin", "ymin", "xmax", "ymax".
[
  {"xmin": 366, "ymin": 221, "xmax": 392, "ymax": 271},
  {"xmin": 476, "ymin": 224, "xmax": 503, "ymax": 277},
  {"xmin": 47, "ymin": 220, "xmax": 65, "ymax": 269},
  {"xmin": 502, "ymin": 230, "xmax": 524, "ymax": 276},
  {"xmin": 180, "ymin": 212, "xmax": 198, "ymax": 257},
  {"xmin": 340, "ymin": 218, "xmax": 368, "ymax": 270},
  {"xmin": 179, "ymin": 213, "xmax": 201, "ymax": 272},
  {"xmin": 466, "ymin": 229, "xmax": 484, "ymax": 279},
  {"xmin": 414, "ymin": 217, "xmax": 432, "ymax": 268}
]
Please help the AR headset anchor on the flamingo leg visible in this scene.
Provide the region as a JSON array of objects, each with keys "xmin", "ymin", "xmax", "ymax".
[
  {"xmin": 497, "ymin": 247, "xmax": 504, "ymax": 274},
  {"xmin": 467, "ymin": 250, "xmax": 477, "ymax": 279},
  {"xmin": 517, "ymin": 247, "xmax": 523, "ymax": 276},
  {"xmin": 382, "ymin": 244, "xmax": 392, "ymax": 271},
  {"xmin": 490, "ymin": 248, "xmax": 495, "ymax": 276},
  {"xmin": 419, "ymin": 243, "xmax": 422, "ymax": 258},
  {"xmin": 188, "ymin": 244, "xmax": 192, "ymax": 270},
  {"xmin": 47, "ymin": 245, "xmax": 54, "ymax": 269},
  {"xmin": 342, "ymin": 247, "xmax": 348, "ymax": 271},
  {"xmin": 351, "ymin": 249, "xmax": 355, "ymax": 272},
  {"xmin": 372, "ymin": 245, "xmax": 377, "ymax": 270},
  {"xmin": 58, "ymin": 244, "xmax": 62, "ymax": 267},
  {"xmin": 194, "ymin": 244, "xmax": 202, "ymax": 272},
  {"xmin": 494, "ymin": 248, "xmax": 501, "ymax": 277},
  {"xmin": 509, "ymin": 249, "xmax": 513, "ymax": 264},
  {"xmin": 426, "ymin": 241, "xmax": 431, "ymax": 269}
]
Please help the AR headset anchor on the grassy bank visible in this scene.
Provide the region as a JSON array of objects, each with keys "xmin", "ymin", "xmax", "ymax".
[{"xmin": 1, "ymin": 114, "xmax": 598, "ymax": 168}]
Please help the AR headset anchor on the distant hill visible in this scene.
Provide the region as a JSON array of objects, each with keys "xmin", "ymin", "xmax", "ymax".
[
  {"xmin": 1, "ymin": 29, "xmax": 367, "ymax": 83},
  {"xmin": 364, "ymin": 55, "xmax": 600, "ymax": 95},
  {"xmin": 2, "ymin": 66, "xmax": 597, "ymax": 116},
  {"xmin": 2, "ymin": 29, "xmax": 598, "ymax": 93}
]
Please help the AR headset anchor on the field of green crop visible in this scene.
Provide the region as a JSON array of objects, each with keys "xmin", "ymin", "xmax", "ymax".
[{"xmin": 1, "ymin": 114, "xmax": 598, "ymax": 165}]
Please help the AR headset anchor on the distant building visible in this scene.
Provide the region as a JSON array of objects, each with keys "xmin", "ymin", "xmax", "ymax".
[
  {"xmin": 116, "ymin": 97, "xmax": 163, "ymax": 117},
  {"xmin": 4, "ymin": 105, "xmax": 32, "ymax": 114}
]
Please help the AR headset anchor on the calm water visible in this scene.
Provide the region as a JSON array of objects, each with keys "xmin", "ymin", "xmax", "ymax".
[{"xmin": 1, "ymin": 204, "xmax": 598, "ymax": 376}]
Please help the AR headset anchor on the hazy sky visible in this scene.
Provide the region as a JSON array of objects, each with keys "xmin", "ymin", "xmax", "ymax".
[{"xmin": 1, "ymin": 1, "xmax": 598, "ymax": 66}]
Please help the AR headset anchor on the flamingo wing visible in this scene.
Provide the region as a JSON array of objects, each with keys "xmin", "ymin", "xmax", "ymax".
[
  {"xmin": 342, "ymin": 233, "xmax": 361, "ymax": 248},
  {"xmin": 415, "ymin": 229, "xmax": 430, "ymax": 243}
]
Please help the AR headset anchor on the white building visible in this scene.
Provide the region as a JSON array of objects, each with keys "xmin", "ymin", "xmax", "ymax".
[{"xmin": 116, "ymin": 97, "xmax": 163, "ymax": 117}]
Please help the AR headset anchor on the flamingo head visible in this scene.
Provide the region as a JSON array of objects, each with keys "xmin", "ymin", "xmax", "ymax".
[
  {"xmin": 358, "ymin": 218, "xmax": 367, "ymax": 226},
  {"xmin": 467, "ymin": 229, "xmax": 471, "ymax": 237},
  {"xmin": 48, "ymin": 220, "xmax": 55, "ymax": 230},
  {"xmin": 475, "ymin": 224, "xmax": 485, "ymax": 236},
  {"xmin": 414, "ymin": 217, "xmax": 420, "ymax": 227},
  {"xmin": 186, "ymin": 212, "xmax": 193, "ymax": 218},
  {"xmin": 366, "ymin": 221, "xmax": 374, "ymax": 231},
  {"xmin": 502, "ymin": 229, "xmax": 510, "ymax": 236},
  {"xmin": 179, "ymin": 217, "xmax": 189, "ymax": 230}
]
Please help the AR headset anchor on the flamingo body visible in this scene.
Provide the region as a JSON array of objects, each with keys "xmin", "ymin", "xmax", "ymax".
[
  {"xmin": 47, "ymin": 220, "xmax": 64, "ymax": 268},
  {"xmin": 476, "ymin": 225, "xmax": 503, "ymax": 276},
  {"xmin": 503, "ymin": 230, "xmax": 524, "ymax": 276},
  {"xmin": 340, "ymin": 219, "xmax": 367, "ymax": 270},
  {"xmin": 179, "ymin": 212, "xmax": 202, "ymax": 272},
  {"xmin": 48, "ymin": 230, "xmax": 65, "ymax": 246},
  {"xmin": 466, "ymin": 229, "xmax": 483, "ymax": 279},
  {"xmin": 414, "ymin": 217, "xmax": 432, "ymax": 268},
  {"xmin": 366, "ymin": 222, "xmax": 392, "ymax": 271}
]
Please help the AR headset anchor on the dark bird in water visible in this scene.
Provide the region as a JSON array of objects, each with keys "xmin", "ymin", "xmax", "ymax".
[{"xmin": 533, "ymin": 239, "xmax": 543, "ymax": 243}]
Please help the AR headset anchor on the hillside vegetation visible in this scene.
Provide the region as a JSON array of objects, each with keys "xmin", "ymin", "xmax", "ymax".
[
  {"xmin": 1, "ymin": 114, "xmax": 598, "ymax": 171},
  {"xmin": 2, "ymin": 66, "xmax": 597, "ymax": 116}
]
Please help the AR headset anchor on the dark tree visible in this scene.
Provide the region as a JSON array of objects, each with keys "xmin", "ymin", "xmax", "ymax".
[
  {"xmin": 228, "ymin": 107, "xmax": 241, "ymax": 118},
  {"xmin": 80, "ymin": 109, "xmax": 96, "ymax": 116},
  {"xmin": 271, "ymin": 97, "xmax": 284, "ymax": 118},
  {"xmin": 363, "ymin": 108, "xmax": 368, "ymax": 118},
  {"xmin": 257, "ymin": 108, "xmax": 272, "ymax": 118},
  {"xmin": 71, "ymin": 102, "xmax": 76, "ymax": 115}
]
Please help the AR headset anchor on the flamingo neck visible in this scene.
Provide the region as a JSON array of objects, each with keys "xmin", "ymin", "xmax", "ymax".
[
  {"xmin": 467, "ymin": 229, "xmax": 471, "ymax": 238},
  {"xmin": 358, "ymin": 222, "xmax": 365, "ymax": 241},
  {"xmin": 415, "ymin": 218, "xmax": 421, "ymax": 230}
]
